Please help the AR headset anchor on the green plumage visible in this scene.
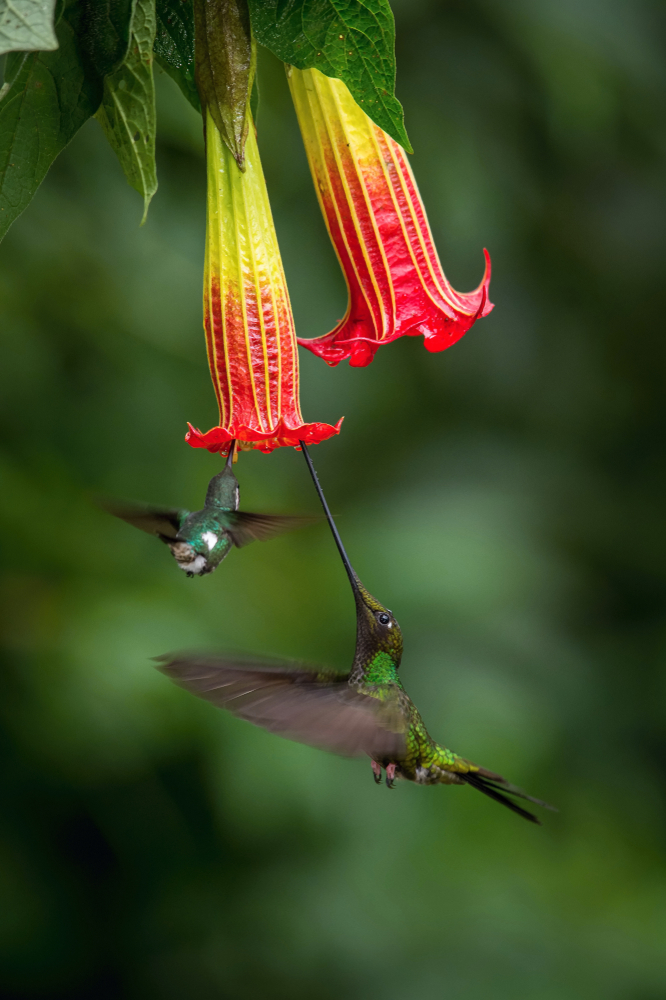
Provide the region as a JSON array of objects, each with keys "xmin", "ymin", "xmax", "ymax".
[
  {"xmin": 157, "ymin": 573, "xmax": 554, "ymax": 823},
  {"xmin": 362, "ymin": 653, "xmax": 461, "ymax": 775},
  {"xmin": 99, "ymin": 445, "xmax": 318, "ymax": 576},
  {"xmin": 156, "ymin": 443, "xmax": 554, "ymax": 824},
  {"xmin": 359, "ymin": 650, "xmax": 464, "ymax": 778}
]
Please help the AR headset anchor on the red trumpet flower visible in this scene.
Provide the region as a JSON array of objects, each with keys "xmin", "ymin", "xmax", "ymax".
[
  {"xmin": 288, "ymin": 68, "xmax": 493, "ymax": 368},
  {"xmin": 186, "ymin": 111, "xmax": 342, "ymax": 455}
]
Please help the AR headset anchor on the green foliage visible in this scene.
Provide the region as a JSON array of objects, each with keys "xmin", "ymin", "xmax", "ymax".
[
  {"xmin": 250, "ymin": 69, "xmax": 258, "ymax": 123},
  {"xmin": 193, "ymin": 0, "xmax": 254, "ymax": 168},
  {"xmin": 2, "ymin": 2, "xmax": 666, "ymax": 986},
  {"xmin": 247, "ymin": 0, "xmax": 411, "ymax": 152},
  {"xmin": 0, "ymin": 0, "xmax": 409, "ymax": 236},
  {"xmin": 0, "ymin": 3, "xmax": 103, "ymax": 241},
  {"xmin": 78, "ymin": 0, "xmax": 134, "ymax": 76},
  {"xmin": 154, "ymin": 0, "xmax": 200, "ymax": 112},
  {"xmin": 95, "ymin": 0, "xmax": 158, "ymax": 223},
  {"xmin": 0, "ymin": 0, "xmax": 58, "ymax": 55},
  {"xmin": 0, "ymin": 0, "xmax": 140, "ymax": 241}
]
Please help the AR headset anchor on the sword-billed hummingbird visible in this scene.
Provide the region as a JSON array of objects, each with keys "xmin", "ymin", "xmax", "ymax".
[
  {"xmin": 101, "ymin": 443, "xmax": 318, "ymax": 577},
  {"xmin": 156, "ymin": 445, "xmax": 554, "ymax": 823}
]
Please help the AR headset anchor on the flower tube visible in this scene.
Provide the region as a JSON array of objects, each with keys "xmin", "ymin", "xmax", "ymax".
[
  {"xmin": 288, "ymin": 67, "xmax": 493, "ymax": 368},
  {"xmin": 186, "ymin": 111, "xmax": 342, "ymax": 454}
]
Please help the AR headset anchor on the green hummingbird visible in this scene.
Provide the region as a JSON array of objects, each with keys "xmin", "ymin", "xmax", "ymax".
[
  {"xmin": 101, "ymin": 443, "xmax": 318, "ymax": 577},
  {"xmin": 156, "ymin": 446, "xmax": 555, "ymax": 823}
]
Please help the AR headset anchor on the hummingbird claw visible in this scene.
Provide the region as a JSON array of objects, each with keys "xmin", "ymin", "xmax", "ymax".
[
  {"xmin": 187, "ymin": 572, "xmax": 194, "ymax": 578},
  {"xmin": 371, "ymin": 761, "xmax": 382, "ymax": 784},
  {"xmin": 385, "ymin": 763, "xmax": 397, "ymax": 789}
]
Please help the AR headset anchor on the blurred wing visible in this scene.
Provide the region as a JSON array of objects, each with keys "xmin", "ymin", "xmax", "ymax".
[
  {"xmin": 226, "ymin": 512, "xmax": 320, "ymax": 548},
  {"xmin": 156, "ymin": 653, "xmax": 406, "ymax": 758},
  {"xmin": 99, "ymin": 499, "xmax": 188, "ymax": 540}
]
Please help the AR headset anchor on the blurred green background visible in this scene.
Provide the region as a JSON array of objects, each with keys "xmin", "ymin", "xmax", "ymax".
[{"xmin": 1, "ymin": 0, "xmax": 666, "ymax": 996}]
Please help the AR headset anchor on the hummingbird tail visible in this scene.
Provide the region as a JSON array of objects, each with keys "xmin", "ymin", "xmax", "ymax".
[{"xmin": 462, "ymin": 771, "xmax": 551, "ymax": 824}]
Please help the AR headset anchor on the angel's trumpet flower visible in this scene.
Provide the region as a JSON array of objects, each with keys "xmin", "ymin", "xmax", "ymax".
[
  {"xmin": 186, "ymin": 111, "xmax": 342, "ymax": 454},
  {"xmin": 288, "ymin": 67, "xmax": 493, "ymax": 368}
]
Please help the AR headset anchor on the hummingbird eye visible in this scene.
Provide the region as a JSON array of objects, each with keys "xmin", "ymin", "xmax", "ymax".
[{"xmin": 378, "ymin": 613, "xmax": 391, "ymax": 626}]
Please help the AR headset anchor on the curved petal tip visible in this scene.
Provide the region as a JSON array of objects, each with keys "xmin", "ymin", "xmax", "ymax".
[{"xmin": 186, "ymin": 418, "xmax": 343, "ymax": 455}]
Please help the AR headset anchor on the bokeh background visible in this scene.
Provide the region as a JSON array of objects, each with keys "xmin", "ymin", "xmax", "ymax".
[{"xmin": 2, "ymin": 0, "xmax": 666, "ymax": 996}]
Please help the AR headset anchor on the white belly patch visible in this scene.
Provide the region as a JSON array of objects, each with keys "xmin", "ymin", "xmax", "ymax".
[
  {"xmin": 177, "ymin": 555, "xmax": 207, "ymax": 575},
  {"xmin": 201, "ymin": 531, "xmax": 218, "ymax": 551}
]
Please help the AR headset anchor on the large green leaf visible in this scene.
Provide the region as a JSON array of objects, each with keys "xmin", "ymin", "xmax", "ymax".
[
  {"xmin": 0, "ymin": 0, "xmax": 58, "ymax": 55},
  {"xmin": 78, "ymin": 0, "xmax": 134, "ymax": 76},
  {"xmin": 0, "ymin": 3, "xmax": 103, "ymax": 241},
  {"xmin": 96, "ymin": 0, "xmax": 157, "ymax": 223},
  {"xmin": 154, "ymin": 0, "xmax": 200, "ymax": 112},
  {"xmin": 247, "ymin": 0, "xmax": 410, "ymax": 152}
]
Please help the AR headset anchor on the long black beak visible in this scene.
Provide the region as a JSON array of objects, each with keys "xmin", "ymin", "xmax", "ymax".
[
  {"xmin": 300, "ymin": 442, "xmax": 359, "ymax": 596},
  {"xmin": 225, "ymin": 440, "xmax": 236, "ymax": 469}
]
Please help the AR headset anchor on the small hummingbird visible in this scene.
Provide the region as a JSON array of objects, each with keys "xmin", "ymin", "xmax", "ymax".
[
  {"xmin": 156, "ymin": 446, "xmax": 555, "ymax": 823},
  {"xmin": 101, "ymin": 443, "xmax": 318, "ymax": 577}
]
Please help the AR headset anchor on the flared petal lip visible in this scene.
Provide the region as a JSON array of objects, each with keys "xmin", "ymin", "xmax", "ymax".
[
  {"xmin": 297, "ymin": 249, "xmax": 493, "ymax": 367},
  {"xmin": 186, "ymin": 417, "xmax": 344, "ymax": 456}
]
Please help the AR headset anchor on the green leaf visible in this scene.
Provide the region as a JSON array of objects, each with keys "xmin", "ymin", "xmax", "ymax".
[
  {"xmin": 77, "ymin": 0, "xmax": 134, "ymax": 77},
  {"xmin": 96, "ymin": 0, "xmax": 157, "ymax": 223},
  {"xmin": 0, "ymin": 3, "xmax": 103, "ymax": 241},
  {"xmin": 1, "ymin": 48, "xmax": 29, "ymax": 93},
  {"xmin": 247, "ymin": 0, "xmax": 411, "ymax": 152},
  {"xmin": 0, "ymin": 0, "xmax": 58, "ymax": 55},
  {"xmin": 194, "ymin": 0, "xmax": 254, "ymax": 168},
  {"xmin": 154, "ymin": 0, "xmax": 200, "ymax": 112},
  {"xmin": 250, "ymin": 70, "xmax": 257, "ymax": 124}
]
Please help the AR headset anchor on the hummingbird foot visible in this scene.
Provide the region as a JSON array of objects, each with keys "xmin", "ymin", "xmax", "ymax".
[
  {"xmin": 385, "ymin": 763, "xmax": 397, "ymax": 789},
  {"xmin": 371, "ymin": 761, "xmax": 382, "ymax": 784}
]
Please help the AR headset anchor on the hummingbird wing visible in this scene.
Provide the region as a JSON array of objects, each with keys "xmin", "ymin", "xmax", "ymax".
[
  {"xmin": 225, "ymin": 512, "xmax": 321, "ymax": 548},
  {"xmin": 156, "ymin": 653, "xmax": 406, "ymax": 759},
  {"xmin": 99, "ymin": 499, "xmax": 188, "ymax": 540}
]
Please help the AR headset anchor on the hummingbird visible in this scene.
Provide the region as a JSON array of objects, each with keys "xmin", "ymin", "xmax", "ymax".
[
  {"xmin": 100, "ymin": 443, "xmax": 318, "ymax": 577},
  {"xmin": 156, "ymin": 445, "xmax": 555, "ymax": 823}
]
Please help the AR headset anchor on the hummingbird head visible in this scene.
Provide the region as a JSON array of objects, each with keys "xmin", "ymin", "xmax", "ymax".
[
  {"xmin": 204, "ymin": 443, "xmax": 240, "ymax": 510},
  {"xmin": 296, "ymin": 442, "xmax": 403, "ymax": 673},
  {"xmin": 352, "ymin": 574, "xmax": 403, "ymax": 668}
]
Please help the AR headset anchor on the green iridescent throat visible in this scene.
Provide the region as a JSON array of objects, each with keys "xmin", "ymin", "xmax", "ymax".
[{"xmin": 363, "ymin": 651, "xmax": 403, "ymax": 688}]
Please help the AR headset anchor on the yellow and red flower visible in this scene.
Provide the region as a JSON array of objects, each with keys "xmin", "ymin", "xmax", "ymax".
[
  {"xmin": 186, "ymin": 110, "xmax": 342, "ymax": 454},
  {"xmin": 288, "ymin": 67, "xmax": 493, "ymax": 368}
]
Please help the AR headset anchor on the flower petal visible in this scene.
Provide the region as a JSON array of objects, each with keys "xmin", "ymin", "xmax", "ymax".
[
  {"xmin": 189, "ymin": 110, "xmax": 342, "ymax": 452},
  {"xmin": 288, "ymin": 68, "xmax": 493, "ymax": 368}
]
